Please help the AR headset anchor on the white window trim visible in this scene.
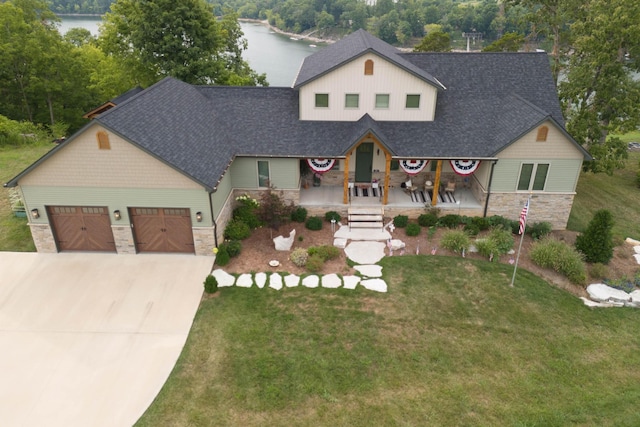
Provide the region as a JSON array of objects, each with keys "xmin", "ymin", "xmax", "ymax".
[
  {"xmin": 257, "ymin": 160, "xmax": 270, "ymax": 188},
  {"xmin": 517, "ymin": 162, "xmax": 550, "ymax": 192},
  {"xmin": 315, "ymin": 93, "xmax": 329, "ymax": 109},
  {"xmin": 375, "ymin": 93, "xmax": 390, "ymax": 109},
  {"xmin": 405, "ymin": 94, "xmax": 421, "ymax": 109},
  {"xmin": 345, "ymin": 93, "xmax": 359, "ymax": 109}
]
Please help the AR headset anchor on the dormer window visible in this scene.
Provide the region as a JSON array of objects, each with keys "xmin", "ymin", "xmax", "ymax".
[
  {"xmin": 345, "ymin": 94, "xmax": 359, "ymax": 108},
  {"xmin": 96, "ymin": 131, "xmax": 110, "ymax": 150},
  {"xmin": 536, "ymin": 125, "xmax": 549, "ymax": 141},
  {"xmin": 364, "ymin": 59, "xmax": 374, "ymax": 75},
  {"xmin": 315, "ymin": 93, "xmax": 329, "ymax": 108},
  {"xmin": 375, "ymin": 94, "xmax": 389, "ymax": 109}
]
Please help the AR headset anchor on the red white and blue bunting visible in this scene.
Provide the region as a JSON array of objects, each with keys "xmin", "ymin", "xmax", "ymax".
[
  {"xmin": 307, "ymin": 158, "xmax": 336, "ymax": 173},
  {"xmin": 399, "ymin": 159, "xmax": 429, "ymax": 175},
  {"xmin": 450, "ymin": 160, "xmax": 480, "ymax": 175}
]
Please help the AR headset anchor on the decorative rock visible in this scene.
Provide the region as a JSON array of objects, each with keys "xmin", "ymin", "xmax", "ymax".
[
  {"xmin": 255, "ymin": 272, "xmax": 267, "ymax": 289},
  {"xmin": 468, "ymin": 244, "xmax": 478, "ymax": 253},
  {"xmin": 273, "ymin": 229, "xmax": 296, "ymax": 251},
  {"xmin": 354, "ymin": 264, "xmax": 383, "ymax": 278},
  {"xmin": 625, "ymin": 237, "xmax": 640, "ymax": 246},
  {"xmin": 633, "ymin": 246, "xmax": 640, "ymax": 254},
  {"xmin": 586, "ymin": 283, "xmax": 631, "ymax": 303},
  {"xmin": 634, "ymin": 254, "xmax": 640, "ymax": 265},
  {"xmin": 342, "ymin": 275, "xmax": 361, "ymax": 290},
  {"xmin": 580, "ymin": 297, "xmax": 621, "ymax": 308},
  {"xmin": 360, "ymin": 278, "xmax": 387, "ymax": 293},
  {"xmin": 236, "ymin": 273, "xmax": 253, "ymax": 288},
  {"xmin": 389, "ymin": 239, "xmax": 405, "ymax": 251},
  {"xmin": 212, "ymin": 269, "xmax": 235, "ymax": 287},
  {"xmin": 284, "ymin": 274, "xmax": 300, "ymax": 288},
  {"xmin": 507, "ymin": 249, "xmax": 516, "ymax": 255},
  {"xmin": 344, "ymin": 241, "xmax": 386, "ymax": 265},
  {"xmin": 333, "ymin": 238, "xmax": 347, "ymax": 249},
  {"xmin": 269, "ymin": 273, "xmax": 283, "ymax": 290},
  {"xmin": 630, "ymin": 290, "xmax": 640, "ymax": 303},
  {"xmin": 302, "ymin": 275, "xmax": 319, "ymax": 288},
  {"xmin": 322, "ymin": 273, "xmax": 342, "ymax": 288}
]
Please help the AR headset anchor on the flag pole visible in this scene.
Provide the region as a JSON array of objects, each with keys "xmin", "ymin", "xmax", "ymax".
[{"xmin": 510, "ymin": 196, "xmax": 530, "ymax": 287}]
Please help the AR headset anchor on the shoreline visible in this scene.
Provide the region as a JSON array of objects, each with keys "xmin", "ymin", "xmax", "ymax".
[{"xmin": 239, "ymin": 19, "xmax": 336, "ymax": 45}]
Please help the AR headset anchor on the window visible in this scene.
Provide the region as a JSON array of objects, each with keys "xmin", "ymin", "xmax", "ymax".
[
  {"xmin": 390, "ymin": 160, "xmax": 399, "ymax": 170},
  {"xmin": 96, "ymin": 131, "xmax": 110, "ymax": 150},
  {"xmin": 536, "ymin": 125, "xmax": 549, "ymax": 142},
  {"xmin": 258, "ymin": 160, "xmax": 270, "ymax": 187},
  {"xmin": 345, "ymin": 94, "xmax": 359, "ymax": 108},
  {"xmin": 375, "ymin": 94, "xmax": 389, "ymax": 108},
  {"xmin": 518, "ymin": 163, "xmax": 549, "ymax": 191},
  {"xmin": 315, "ymin": 93, "xmax": 329, "ymax": 108},
  {"xmin": 364, "ymin": 59, "xmax": 374, "ymax": 75},
  {"xmin": 406, "ymin": 94, "xmax": 420, "ymax": 109}
]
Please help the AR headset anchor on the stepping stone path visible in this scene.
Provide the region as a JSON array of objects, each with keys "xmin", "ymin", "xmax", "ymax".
[
  {"xmin": 360, "ymin": 279, "xmax": 387, "ymax": 293},
  {"xmin": 255, "ymin": 272, "xmax": 267, "ymax": 289},
  {"xmin": 302, "ymin": 275, "xmax": 319, "ymax": 288},
  {"xmin": 354, "ymin": 265, "xmax": 383, "ymax": 278},
  {"xmin": 322, "ymin": 274, "xmax": 342, "ymax": 289},
  {"xmin": 236, "ymin": 273, "xmax": 252, "ymax": 288},
  {"xmin": 212, "ymin": 269, "xmax": 235, "ymax": 287},
  {"xmin": 343, "ymin": 275, "xmax": 361, "ymax": 290},
  {"xmin": 269, "ymin": 273, "xmax": 283, "ymax": 290},
  {"xmin": 284, "ymin": 274, "xmax": 300, "ymax": 288},
  {"xmin": 344, "ymin": 241, "xmax": 386, "ymax": 265}
]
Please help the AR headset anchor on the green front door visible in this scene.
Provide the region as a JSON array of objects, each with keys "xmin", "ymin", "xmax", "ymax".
[{"xmin": 355, "ymin": 143, "xmax": 373, "ymax": 182}]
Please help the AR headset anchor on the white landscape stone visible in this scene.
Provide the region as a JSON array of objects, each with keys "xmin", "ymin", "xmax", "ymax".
[
  {"xmin": 344, "ymin": 241, "xmax": 386, "ymax": 264},
  {"xmin": 580, "ymin": 297, "xmax": 622, "ymax": 308},
  {"xmin": 389, "ymin": 239, "xmax": 405, "ymax": 251},
  {"xmin": 333, "ymin": 238, "xmax": 347, "ymax": 248},
  {"xmin": 360, "ymin": 278, "xmax": 388, "ymax": 293},
  {"xmin": 633, "ymin": 246, "xmax": 640, "ymax": 254},
  {"xmin": 255, "ymin": 272, "xmax": 267, "ymax": 289},
  {"xmin": 625, "ymin": 237, "xmax": 640, "ymax": 246},
  {"xmin": 273, "ymin": 229, "xmax": 296, "ymax": 251},
  {"xmin": 212, "ymin": 269, "xmax": 235, "ymax": 287},
  {"xmin": 269, "ymin": 273, "xmax": 283, "ymax": 290},
  {"xmin": 284, "ymin": 274, "xmax": 300, "ymax": 287},
  {"xmin": 634, "ymin": 254, "xmax": 640, "ymax": 265},
  {"xmin": 354, "ymin": 264, "xmax": 383, "ymax": 278},
  {"xmin": 630, "ymin": 290, "xmax": 640, "ymax": 303},
  {"xmin": 322, "ymin": 273, "xmax": 342, "ymax": 289},
  {"xmin": 302, "ymin": 275, "xmax": 319, "ymax": 288},
  {"xmin": 586, "ymin": 283, "xmax": 631, "ymax": 303},
  {"xmin": 342, "ymin": 275, "xmax": 361, "ymax": 290},
  {"xmin": 236, "ymin": 273, "xmax": 253, "ymax": 288}
]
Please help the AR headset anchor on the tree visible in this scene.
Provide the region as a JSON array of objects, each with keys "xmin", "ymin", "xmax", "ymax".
[
  {"xmin": 482, "ymin": 32, "xmax": 524, "ymax": 52},
  {"xmin": 414, "ymin": 30, "xmax": 451, "ymax": 52},
  {"xmin": 99, "ymin": 0, "xmax": 266, "ymax": 87},
  {"xmin": 575, "ymin": 209, "xmax": 614, "ymax": 264}
]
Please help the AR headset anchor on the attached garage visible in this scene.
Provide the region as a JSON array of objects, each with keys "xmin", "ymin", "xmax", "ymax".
[
  {"xmin": 47, "ymin": 206, "xmax": 116, "ymax": 252},
  {"xmin": 129, "ymin": 208, "xmax": 195, "ymax": 254}
]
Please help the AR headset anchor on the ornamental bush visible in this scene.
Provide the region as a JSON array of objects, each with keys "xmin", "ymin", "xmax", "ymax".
[
  {"xmin": 203, "ymin": 275, "xmax": 218, "ymax": 293},
  {"xmin": 487, "ymin": 227, "xmax": 515, "ymax": 255},
  {"xmin": 224, "ymin": 219, "xmax": 251, "ymax": 240},
  {"xmin": 440, "ymin": 230, "xmax": 470, "ymax": 254},
  {"xmin": 325, "ymin": 211, "xmax": 341, "ymax": 222},
  {"xmin": 438, "ymin": 214, "xmax": 462, "ymax": 229},
  {"xmin": 305, "ymin": 216, "xmax": 323, "ymax": 230},
  {"xmin": 530, "ymin": 238, "xmax": 587, "ymax": 285},
  {"xmin": 575, "ymin": 209, "xmax": 615, "ymax": 264},
  {"xmin": 308, "ymin": 245, "xmax": 340, "ymax": 261},
  {"xmin": 306, "ymin": 254, "xmax": 325, "ymax": 273},
  {"xmin": 393, "ymin": 215, "xmax": 409, "ymax": 228},
  {"xmin": 418, "ymin": 213, "xmax": 438, "ymax": 227},
  {"xmin": 233, "ymin": 205, "xmax": 261, "ymax": 229},
  {"xmin": 224, "ymin": 240, "xmax": 242, "ymax": 258},
  {"xmin": 291, "ymin": 206, "xmax": 308, "ymax": 222},
  {"xmin": 527, "ymin": 221, "xmax": 552, "ymax": 240},
  {"xmin": 406, "ymin": 223, "xmax": 421, "ymax": 236},
  {"xmin": 290, "ymin": 248, "xmax": 309, "ymax": 267},
  {"xmin": 215, "ymin": 246, "xmax": 230, "ymax": 266}
]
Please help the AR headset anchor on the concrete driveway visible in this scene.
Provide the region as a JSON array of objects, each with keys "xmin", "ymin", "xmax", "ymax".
[{"xmin": 0, "ymin": 252, "xmax": 213, "ymax": 427}]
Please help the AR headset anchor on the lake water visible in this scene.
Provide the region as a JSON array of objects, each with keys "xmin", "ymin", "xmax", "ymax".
[{"xmin": 57, "ymin": 16, "xmax": 320, "ymax": 87}]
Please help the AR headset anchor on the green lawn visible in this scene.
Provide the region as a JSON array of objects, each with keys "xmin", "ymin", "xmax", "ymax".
[{"xmin": 136, "ymin": 256, "xmax": 640, "ymax": 426}]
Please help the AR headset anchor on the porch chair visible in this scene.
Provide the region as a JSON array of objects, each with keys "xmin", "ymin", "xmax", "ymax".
[
  {"xmin": 444, "ymin": 180, "xmax": 456, "ymax": 193},
  {"xmin": 402, "ymin": 178, "xmax": 416, "ymax": 194}
]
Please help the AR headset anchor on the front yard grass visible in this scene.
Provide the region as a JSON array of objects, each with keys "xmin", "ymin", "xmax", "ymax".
[{"xmin": 136, "ymin": 256, "xmax": 640, "ymax": 426}]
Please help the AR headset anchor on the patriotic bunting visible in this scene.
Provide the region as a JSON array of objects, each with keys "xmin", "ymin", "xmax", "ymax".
[
  {"xmin": 399, "ymin": 159, "xmax": 429, "ymax": 175},
  {"xmin": 450, "ymin": 160, "xmax": 480, "ymax": 175},
  {"xmin": 307, "ymin": 158, "xmax": 335, "ymax": 173}
]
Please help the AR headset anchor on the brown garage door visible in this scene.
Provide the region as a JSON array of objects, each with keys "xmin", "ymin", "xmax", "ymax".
[
  {"xmin": 130, "ymin": 208, "xmax": 195, "ymax": 254},
  {"xmin": 47, "ymin": 206, "xmax": 116, "ymax": 252}
]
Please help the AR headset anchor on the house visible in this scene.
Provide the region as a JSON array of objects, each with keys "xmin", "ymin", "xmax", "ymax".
[{"xmin": 4, "ymin": 29, "xmax": 590, "ymax": 256}]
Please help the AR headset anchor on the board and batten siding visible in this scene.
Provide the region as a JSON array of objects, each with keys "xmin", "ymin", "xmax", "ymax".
[
  {"xmin": 230, "ymin": 157, "xmax": 299, "ymax": 189},
  {"xmin": 298, "ymin": 52, "xmax": 438, "ymax": 122},
  {"xmin": 498, "ymin": 123, "xmax": 585, "ymax": 160},
  {"xmin": 22, "ymin": 186, "xmax": 210, "ymax": 225},
  {"xmin": 490, "ymin": 159, "xmax": 582, "ymax": 192},
  {"xmin": 19, "ymin": 123, "xmax": 202, "ymax": 190},
  {"xmin": 211, "ymin": 169, "xmax": 233, "ymax": 219}
]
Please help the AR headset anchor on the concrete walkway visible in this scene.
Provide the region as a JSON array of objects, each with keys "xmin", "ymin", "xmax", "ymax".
[{"xmin": 0, "ymin": 252, "xmax": 213, "ymax": 427}]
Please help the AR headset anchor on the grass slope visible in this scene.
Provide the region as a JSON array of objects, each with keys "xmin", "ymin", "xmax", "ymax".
[{"xmin": 136, "ymin": 256, "xmax": 640, "ymax": 426}]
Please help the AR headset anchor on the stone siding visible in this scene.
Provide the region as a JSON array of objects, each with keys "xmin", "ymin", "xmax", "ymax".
[
  {"xmin": 487, "ymin": 192, "xmax": 574, "ymax": 230},
  {"xmin": 112, "ymin": 226, "xmax": 136, "ymax": 254},
  {"xmin": 193, "ymin": 227, "xmax": 216, "ymax": 256},
  {"xmin": 29, "ymin": 223, "xmax": 57, "ymax": 253}
]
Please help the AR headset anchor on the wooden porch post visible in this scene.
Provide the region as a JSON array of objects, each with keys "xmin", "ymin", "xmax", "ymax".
[
  {"xmin": 343, "ymin": 154, "xmax": 350, "ymax": 204},
  {"xmin": 383, "ymin": 153, "xmax": 391, "ymax": 205},
  {"xmin": 432, "ymin": 160, "xmax": 442, "ymax": 206}
]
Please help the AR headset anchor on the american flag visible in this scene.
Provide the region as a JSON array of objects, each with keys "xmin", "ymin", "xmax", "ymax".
[{"xmin": 518, "ymin": 198, "xmax": 530, "ymax": 235}]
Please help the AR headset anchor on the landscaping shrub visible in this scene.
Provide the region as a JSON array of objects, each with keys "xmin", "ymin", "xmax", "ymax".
[
  {"xmin": 203, "ymin": 275, "xmax": 218, "ymax": 293},
  {"xmin": 324, "ymin": 211, "xmax": 341, "ymax": 222},
  {"xmin": 440, "ymin": 230, "xmax": 470, "ymax": 254},
  {"xmin": 215, "ymin": 246, "xmax": 230, "ymax": 266},
  {"xmin": 463, "ymin": 223, "xmax": 480, "ymax": 236},
  {"xmin": 257, "ymin": 189, "xmax": 293, "ymax": 231},
  {"xmin": 290, "ymin": 248, "xmax": 309, "ymax": 267},
  {"xmin": 530, "ymin": 238, "xmax": 587, "ymax": 285},
  {"xmin": 527, "ymin": 221, "xmax": 552, "ymax": 240},
  {"xmin": 475, "ymin": 238, "xmax": 498, "ymax": 260},
  {"xmin": 438, "ymin": 214, "xmax": 462, "ymax": 229},
  {"xmin": 308, "ymin": 245, "xmax": 340, "ymax": 261},
  {"xmin": 471, "ymin": 216, "xmax": 492, "ymax": 231},
  {"xmin": 305, "ymin": 216, "xmax": 323, "ymax": 230},
  {"xmin": 233, "ymin": 205, "xmax": 261, "ymax": 229},
  {"xmin": 406, "ymin": 223, "xmax": 421, "ymax": 236},
  {"xmin": 589, "ymin": 263, "xmax": 609, "ymax": 280},
  {"xmin": 306, "ymin": 254, "xmax": 324, "ymax": 273},
  {"xmin": 291, "ymin": 206, "xmax": 308, "ymax": 222},
  {"xmin": 393, "ymin": 215, "xmax": 409, "ymax": 228},
  {"xmin": 224, "ymin": 219, "xmax": 251, "ymax": 240},
  {"xmin": 575, "ymin": 209, "xmax": 615, "ymax": 264},
  {"xmin": 487, "ymin": 227, "xmax": 515, "ymax": 255},
  {"xmin": 418, "ymin": 213, "xmax": 438, "ymax": 227},
  {"xmin": 224, "ymin": 240, "xmax": 242, "ymax": 258}
]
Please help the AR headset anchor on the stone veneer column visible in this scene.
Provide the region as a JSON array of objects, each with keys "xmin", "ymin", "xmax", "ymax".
[
  {"xmin": 487, "ymin": 192, "xmax": 575, "ymax": 230},
  {"xmin": 29, "ymin": 223, "xmax": 57, "ymax": 253},
  {"xmin": 193, "ymin": 227, "xmax": 216, "ymax": 256},
  {"xmin": 112, "ymin": 225, "xmax": 136, "ymax": 254}
]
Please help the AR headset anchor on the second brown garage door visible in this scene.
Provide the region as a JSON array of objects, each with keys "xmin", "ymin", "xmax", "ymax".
[{"xmin": 130, "ymin": 208, "xmax": 195, "ymax": 254}]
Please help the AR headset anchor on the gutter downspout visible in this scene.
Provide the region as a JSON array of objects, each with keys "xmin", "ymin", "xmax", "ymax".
[
  {"xmin": 483, "ymin": 160, "xmax": 498, "ymax": 217},
  {"xmin": 208, "ymin": 190, "xmax": 218, "ymax": 248}
]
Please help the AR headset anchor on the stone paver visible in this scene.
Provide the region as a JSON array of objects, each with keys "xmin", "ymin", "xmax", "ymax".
[
  {"xmin": 255, "ymin": 272, "xmax": 267, "ymax": 289},
  {"xmin": 236, "ymin": 273, "xmax": 253, "ymax": 288},
  {"xmin": 284, "ymin": 274, "xmax": 300, "ymax": 287},
  {"xmin": 360, "ymin": 278, "xmax": 388, "ymax": 293},
  {"xmin": 269, "ymin": 273, "xmax": 283, "ymax": 290},
  {"xmin": 212, "ymin": 269, "xmax": 235, "ymax": 287},
  {"xmin": 333, "ymin": 238, "xmax": 347, "ymax": 248},
  {"xmin": 344, "ymin": 241, "xmax": 386, "ymax": 265},
  {"xmin": 342, "ymin": 275, "xmax": 361, "ymax": 290},
  {"xmin": 354, "ymin": 264, "xmax": 383, "ymax": 278},
  {"xmin": 302, "ymin": 275, "xmax": 319, "ymax": 288},
  {"xmin": 322, "ymin": 273, "xmax": 342, "ymax": 289}
]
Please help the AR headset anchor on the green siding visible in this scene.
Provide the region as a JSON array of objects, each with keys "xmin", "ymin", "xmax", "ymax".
[
  {"xmin": 21, "ymin": 186, "xmax": 211, "ymax": 225},
  {"xmin": 491, "ymin": 159, "xmax": 581, "ymax": 192},
  {"xmin": 231, "ymin": 157, "xmax": 299, "ymax": 189},
  {"xmin": 212, "ymin": 171, "xmax": 232, "ymax": 218}
]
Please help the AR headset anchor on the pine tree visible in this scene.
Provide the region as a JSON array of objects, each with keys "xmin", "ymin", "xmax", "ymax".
[{"xmin": 575, "ymin": 209, "xmax": 614, "ymax": 264}]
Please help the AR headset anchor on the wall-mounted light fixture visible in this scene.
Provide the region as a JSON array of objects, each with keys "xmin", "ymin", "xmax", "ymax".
[
  {"xmin": 196, "ymin": 212, "xmax": 203, "ymax": 222},
  {"xmin": 30, "ymin": 208, "xmax": 39, "ymax": 219},
  {"xmin": 377, "ymin": 149, "xmax": 380, "ymax": 156},
  {"xmin": 113, "ymin": 210, "xmax": 121, "ymax": 221}
]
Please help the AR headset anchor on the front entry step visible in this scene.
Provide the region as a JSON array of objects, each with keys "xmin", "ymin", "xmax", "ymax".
[{"xmin": 348, "ymin": 207, "xmax": 384, "ymax": 231}]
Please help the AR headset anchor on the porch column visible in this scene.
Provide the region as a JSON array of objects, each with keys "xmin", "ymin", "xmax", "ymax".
[
  {"xmin": 383, "ymin": 153, "xmax": 391, "ymax": 205},
  {"xmin": 343, "ymin": 154, "xmax": 350, "ymax": 204},
  {"xmin": 432, "ymin": 160, "xmax": 443, "ymax": 206}
]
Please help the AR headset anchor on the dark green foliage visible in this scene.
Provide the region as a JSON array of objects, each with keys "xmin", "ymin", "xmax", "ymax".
[
  {"xmin": 233, "ymin": 205, "xmax": 261, "ymax": 229},
  {"xmin": 203, "ymin": 275, "xmax": 218, "ymax": 293},
  {"xmin": 215, "ymin": 246, "xmax": 230, "ymax": 266},
  {"xmin": 393, "ymin": 215, "xmax": 409, "ymax": 228},
  {"xmin": 324, "ymin": 211, "xmax": 341, "ymax": 222},
  {"xmin": 527, "ymin": 222, "xmax": 552, "ymax": 240},
  {"xmin": 406, "ymin": 223, "xmax": 421, "ymax": 236},
  {"xmin": 487, "ymin": 227, "xmax": 515, "ymax": 254},
  {"xmin": 530, "ymin": 238, "xmax": 587, "ymax": 285},
  {"xmin": 575, "ymin": 209, "xmax": 615, "ymax": 264},
  {"xmin": 308, "ymin": 245, "xmax": 340, "ymax": 261},
  {"xmin": 471, "ymin": 216, "xmax": 491, "ymax": 231},
  {"xmin": 438, "ymin": 214, "xmax": 462, "ymax": 229},
  {"xmin": 418, "ymin": 213, "xmax": 438, "ymax": 227},
  {"xmin": 224, "ymin": 219, "xmax": 251, "ymax": 240},
  {"xmin": 290, "ymin": 206, "xmax": 308, "ymax": 222},
  {"xmin": 305, "ymin": 216, "xmax": 323, "ymax": 231},
  {"xmin": 487, "ymin": 215, "xmax": 517, "ymax": 232},
  {"xmin": 463, "ymin": 223, "xmax": 480, "ymax": 236},
  {"xmin": 223, "ymin": 240, "xmax": 242, "ymax": 258},
  {"xmin": 306, "ymin": 254, "xmax": 324, "ymax": 273},
  {"xmin": 440, "ymin": 230, "xmax": 470, "ymax": 253},
  {"xmin": 257, "ymin": 189, "xmax": 294, "ymax": 231}
]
